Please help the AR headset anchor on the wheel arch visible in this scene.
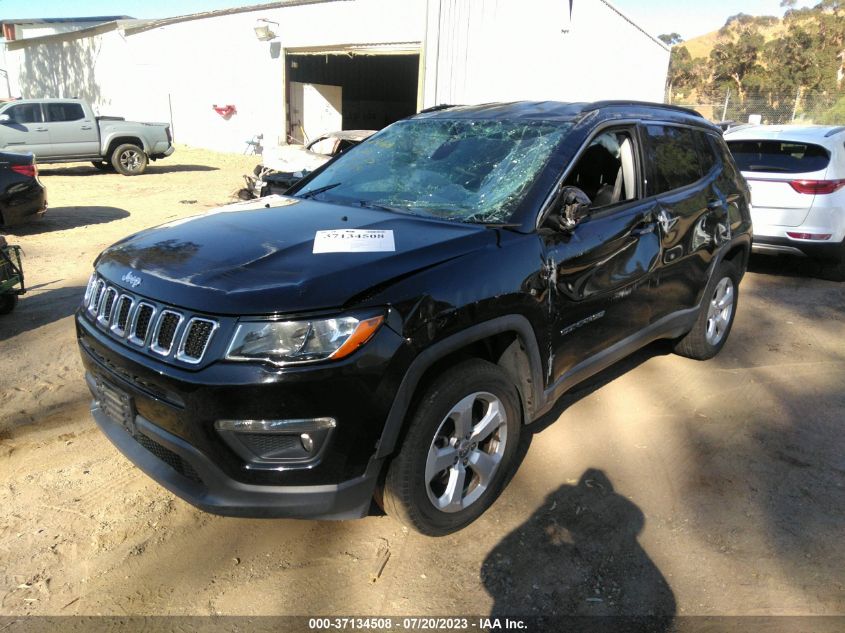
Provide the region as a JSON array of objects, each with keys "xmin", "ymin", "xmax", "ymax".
[
  {"xmin": 374, "ymin": 315, "xmax": 544, "ymax": 460},
  {"xmin": 104, "ymin": 135, "xmax": 147, "ymax": 158},
  {"xmin": 722, "ymin": 239, "xmax": 750, "ymax": 279}
]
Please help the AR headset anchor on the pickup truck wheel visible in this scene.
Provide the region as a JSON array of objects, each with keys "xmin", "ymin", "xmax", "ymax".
[
  {"xmin": 383, "ymin": 359, "xmax": 521, "ymax": 536},
  {"xmin": 674, "ymin": 260, "xmax": 739, "ymax": 360},
  {"xmin": 111, "ymin": 144, "xmax": 148, "ymax": 176},
  {"xmin": 91, "ymin": 161, "xmax": 114, "ymax": 172},
  {"xmin": 0, "ymin": 294, "xmax": 18, "ymax": 315}
]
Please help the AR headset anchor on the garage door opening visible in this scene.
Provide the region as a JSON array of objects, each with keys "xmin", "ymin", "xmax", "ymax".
[{"xmin": 285, "ymin": 51, "xmax": 420, "ymax": 144}]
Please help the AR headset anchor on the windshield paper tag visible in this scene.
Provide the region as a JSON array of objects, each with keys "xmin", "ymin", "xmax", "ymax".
[{"xmin": 313, "ymin": 229, "xmax": 395, "ymax": 253}]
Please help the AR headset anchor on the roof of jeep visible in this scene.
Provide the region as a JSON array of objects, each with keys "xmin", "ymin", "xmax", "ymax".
[{"xmin": 413, "ymin": 100, "xmax": 711, "ymax": 128}]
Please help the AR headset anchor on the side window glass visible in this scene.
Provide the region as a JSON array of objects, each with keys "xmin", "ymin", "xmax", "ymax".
[
  {"xmin": 563, "ymin": 129, "xmax": 638, "ymax": 209},
  {"xmin": 695, "ymin": 131, "xmax": 719, "ymax": 175},
  {"xmin": 45, "ymin": 103, "xmax": 85, "ymax": 122},
  {"xmin": 6, "ymin": 104, "xmax": 43, "ymax": 124},
  {"xmin": 643, "ymin": 125, "xmax": 703, "ymax": 195},
  {"xmin": 713, "ymin": 136, "xmax": 738, "ymax": 180}
]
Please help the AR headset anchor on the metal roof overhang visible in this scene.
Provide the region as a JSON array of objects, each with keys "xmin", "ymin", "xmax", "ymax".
[{"xmin": 285, "ymin": 42, "xmax": 422, "ymax": 56}]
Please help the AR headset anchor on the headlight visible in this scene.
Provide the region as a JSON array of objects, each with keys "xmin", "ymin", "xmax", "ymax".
[{"xmin": 225, "ymin": 314, "xmax": 384, "ymax": 365}]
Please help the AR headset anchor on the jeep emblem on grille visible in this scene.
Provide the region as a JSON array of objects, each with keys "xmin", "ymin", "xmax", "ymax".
[{"xmin": 121, "ymin": 271, "xmax": 142, "ymax": 288}]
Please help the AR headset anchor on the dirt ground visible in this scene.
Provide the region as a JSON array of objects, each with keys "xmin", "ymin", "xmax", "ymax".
[{"xmin": 0, "ymin": 146, "xmax": 843, "ymax": 620}]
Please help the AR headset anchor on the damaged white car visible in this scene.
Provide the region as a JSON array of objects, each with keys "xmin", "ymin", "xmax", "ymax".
[{"xmin": 239, "ymin": 130, "xmax": 376, "ymax": 199}]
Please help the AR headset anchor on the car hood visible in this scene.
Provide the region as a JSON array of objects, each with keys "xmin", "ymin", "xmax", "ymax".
[
  {"xmin": 261, "ymin": 145, "xmax": 330, "ymax": 173},
  {"xmin": 95, "ymin": 196, "xmax": 495, "ymax": 315}
]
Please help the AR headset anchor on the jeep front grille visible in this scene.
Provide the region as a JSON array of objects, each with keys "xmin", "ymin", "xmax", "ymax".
[
  {"xmin": 89, "ymin": 279, "xmax": 106, "ymax": 314},
  {"xmin": 151, "ymin": 310, "xmax": 182, "ymax": 356},
  {"xmin": 84, "ymin": 275, "xmax": 218, "ymax": 364},
  {"xmin": 131, "ymin": 303, "xmax": 155, "ymax": 345},
  {"xmin": 177, "ymin": 318, "xmax": 218, "ymax": 364},
  {"xmin": 98, "ymin": 288, "xmax": 118, "ymax": 325},
  {"xmin": 112, "ymin": 295, "xmax": 133, "ymax": 336}
]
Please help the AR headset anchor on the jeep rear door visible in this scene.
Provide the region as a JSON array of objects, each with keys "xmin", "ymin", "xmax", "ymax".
[
  {"xmin": 0, "ymin": 103, "xmax": 51, "ymax": 156},
  {"xmin": 43, "ymin": 102, "xmax": 99, "ymax": 158},
  {"xmin": 640, "ymin": 124, "xmax": 731, "ymax": 320}
]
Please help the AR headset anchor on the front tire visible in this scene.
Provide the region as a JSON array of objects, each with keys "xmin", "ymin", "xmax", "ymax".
[
  {"xmin": 674, "ymin": 260, "xmax": 739, "ymax": 360},
  {"xmin": 383, "ymin": 359, "xmax": 521, "ymax": 536},
  {"xmin": 111, "ymin": 144, "xmax": 148, "ymax": 176}
]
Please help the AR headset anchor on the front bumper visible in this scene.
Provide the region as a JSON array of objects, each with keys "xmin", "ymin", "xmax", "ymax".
[
  {"xmin": 91, "ymin": 401, "xmax": 380, "ymax": 519},
  {"xmin": 77, "ymin": 306, "xmax": 409, "ymax": 519}
]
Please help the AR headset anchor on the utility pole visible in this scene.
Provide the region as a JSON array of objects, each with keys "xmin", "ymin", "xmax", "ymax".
[{"xmin": 791, "ymin": 87, "xmax": 801, "ymax": 122}]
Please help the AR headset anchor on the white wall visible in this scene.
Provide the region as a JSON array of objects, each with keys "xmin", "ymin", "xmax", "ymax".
[
  {"xmin": 4, "ymin": 0, "xmax": 425, "ymax": 153},
  {"xmin": 4, "ymin": 30, "xmax": 130, "ymax": 109},
  {"xmin": 120, "ymin": 0, "xmax": 426, "ymax": 152},
  {"xmin": 423, "ymin": 0, "xmax": 669, "ymax": 106},
  {"xmin": 3, "ymin": 0, "xmax": 668, "ymax": 154}
]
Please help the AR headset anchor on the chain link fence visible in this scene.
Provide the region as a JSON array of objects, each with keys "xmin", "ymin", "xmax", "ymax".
[{"xmin": 668, "ymin": 89, "xmax": 845, "ymax": 126}]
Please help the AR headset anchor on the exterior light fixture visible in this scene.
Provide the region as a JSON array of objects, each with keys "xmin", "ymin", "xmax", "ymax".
[{"xmin": 254, "ymin": 18, "xmax": 278, "ymax": 41}]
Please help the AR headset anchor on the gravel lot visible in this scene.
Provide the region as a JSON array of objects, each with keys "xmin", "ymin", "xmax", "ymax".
[{"xmin": 0, "ymin": 147, "xmax": 843, "ymax": 619}]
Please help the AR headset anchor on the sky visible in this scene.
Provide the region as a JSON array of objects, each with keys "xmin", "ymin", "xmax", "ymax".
[{"xmin": 0, "ymin": 0, "xmax": 819, "ymax": 41}]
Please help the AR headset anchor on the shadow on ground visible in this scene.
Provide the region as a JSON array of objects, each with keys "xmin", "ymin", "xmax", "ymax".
[
  {"xmin": 0, "ymin": 284, "xmax": 84, "ymax": 341},
  {"xmin": 38, "ymin": 164, "xmax": 219, "ymax": 177},
  {"xmin": 3, "ymin": 206, "xmax": 129, "ymax": 235},
  {"xmin": 482, "ymin": 469, "xmax": 675, "ymax": 624},
  {"xmin": 747, "ymin": 253, "xmax": 840, "ymax": 281}
]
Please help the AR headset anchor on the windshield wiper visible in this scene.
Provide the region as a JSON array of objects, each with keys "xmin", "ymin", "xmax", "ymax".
[
  {"xmin": 356, "ymin": 200, "xmax": 410, "ymax": 214},
  {"xmin": 478, "ymin": 222, "xmax": 522, "ymax": 229},
  {"xmin": 299, "ymin": 182, "xmax": 342, "ymax": 199}
]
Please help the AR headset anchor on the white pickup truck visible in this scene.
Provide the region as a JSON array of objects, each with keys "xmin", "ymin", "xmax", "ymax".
[{"xmin": 0, "ymin": 98, "xmax": 174, "ymax": 175}]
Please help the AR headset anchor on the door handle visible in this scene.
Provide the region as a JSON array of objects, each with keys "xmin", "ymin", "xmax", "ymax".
[
  {"xmin": 632, "ymin": 223, "xmax": 656, "ymax": 236},
  {"xmin": 35, "ymin": 128, "xmax": 48, "ymax": 132},
  {"xmin": 81, "ymin": 125, "xmax": 92, "ymax": 130}
]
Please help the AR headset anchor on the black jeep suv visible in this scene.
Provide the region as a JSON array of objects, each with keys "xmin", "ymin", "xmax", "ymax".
[{"xmin": 77, "ymin": 101, "xmax": 752, "ymax": 535}]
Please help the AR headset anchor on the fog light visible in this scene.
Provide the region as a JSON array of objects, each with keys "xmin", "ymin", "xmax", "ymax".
[{"xmin": 215, "ymin": 418, "xmax": 335, "ymax": 465}]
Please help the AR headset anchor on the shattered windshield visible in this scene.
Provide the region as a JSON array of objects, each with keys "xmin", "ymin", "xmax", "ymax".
[{"xmin": 295, "ymin": 118, "xmax": 570, "ymax": 224}]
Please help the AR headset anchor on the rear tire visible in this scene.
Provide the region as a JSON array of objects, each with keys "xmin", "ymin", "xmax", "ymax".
[
  {"xmin": 674, "ymin": 260, "xmax": 739, "ymax": 360},
  {"xmin": 383, "ymin": 359, "xmax": 521, "ymax": 536},
  {"xmin": 0, "ymin": 294, "xmax": 18, "ymax": 315},
  {"xmin": 111, "ymin": 144, "xmax": 148, "ymax": 176}
]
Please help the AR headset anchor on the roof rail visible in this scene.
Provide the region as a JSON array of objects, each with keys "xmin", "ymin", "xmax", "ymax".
[
  {"xmin": 585, "ymin": 100, "xmax": 705, "ymax": 119},
  {"xmin": 824, "ymin": 126, "xmax": 845, "ymax": 137},
  {"xmin": 419, "ymin": 104, "xmax": 459, "ymax": 114}
]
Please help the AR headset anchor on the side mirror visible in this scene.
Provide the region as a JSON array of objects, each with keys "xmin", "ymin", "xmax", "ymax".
[
  {"xmin": 546, "ymin": 185, "xmax": 592, "ymax": 232},
  {"xmin": 0, "ymin": 114, "xmax": 10, "ymax": 123}
]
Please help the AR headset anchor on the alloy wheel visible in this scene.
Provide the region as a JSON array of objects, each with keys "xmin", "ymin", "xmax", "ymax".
[
  {"xmin": 425, "ymin": 391, "xmax": 508, "ymax": 513},
  {"xmin": 705, "ymin": 276, "xmax": 735, "ymax": 346}
]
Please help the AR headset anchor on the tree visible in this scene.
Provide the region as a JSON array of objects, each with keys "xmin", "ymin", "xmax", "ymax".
[
  {"xmin": 710, "ymin": 32, "xmax": 765, "ymax": 101},
  {"xmin": 658, "ymin": 33, "xmax": 684, "ymax": 46}
]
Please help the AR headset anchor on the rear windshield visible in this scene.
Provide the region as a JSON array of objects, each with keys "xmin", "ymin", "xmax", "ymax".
[{"xmin": 726, "ymin": 140, "xmax": 830, "ymax": 174}]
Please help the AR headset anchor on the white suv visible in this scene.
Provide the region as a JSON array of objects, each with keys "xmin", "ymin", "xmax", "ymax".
[{"xmin": 724, "ymin": 125, "xmax": 845, "ymax": 278}]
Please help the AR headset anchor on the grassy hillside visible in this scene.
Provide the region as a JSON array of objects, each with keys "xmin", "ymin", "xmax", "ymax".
[{"xmin": 683, "ymin": 21, "xmax": 787, "ymax": 60}]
